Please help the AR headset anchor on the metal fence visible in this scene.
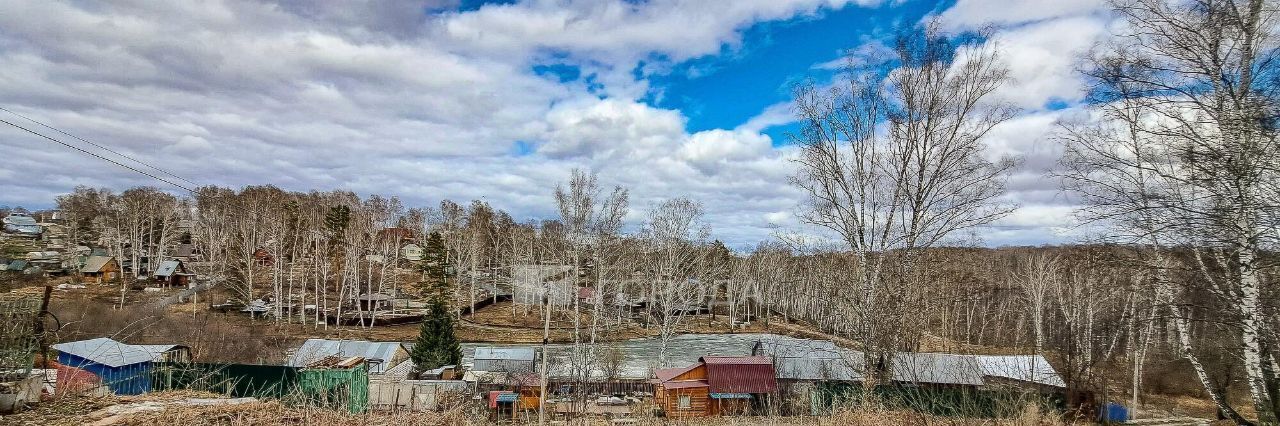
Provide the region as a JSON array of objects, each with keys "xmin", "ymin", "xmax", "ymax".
[{"xmin": 0, "ymin": 293, "xmax": 41, "ymax": 381}]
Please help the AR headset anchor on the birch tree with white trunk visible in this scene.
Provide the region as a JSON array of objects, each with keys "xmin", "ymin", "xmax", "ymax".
[
  {"xmin": 790, "ymin": 21, "xmax": 1018, "ymax": 383},
  {"xmin": 1061, "ymin": 0, "xmax": 1279, "ymax": 421}
]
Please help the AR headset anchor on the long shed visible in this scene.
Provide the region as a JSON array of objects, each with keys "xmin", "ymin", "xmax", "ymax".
[
  {"xmin": 472, "ymin": 347, "xmax": 536, "ymax": 373},
  {"xmin": 52, "ymin": 337, "xmax": 188, "ymax": 395}
]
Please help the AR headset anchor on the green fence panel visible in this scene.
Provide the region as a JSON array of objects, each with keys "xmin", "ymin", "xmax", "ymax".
[
  {"xmin": 297, "ymin": 364, "xmax": 368, "ymax": 414},
  {"xmin": 151, "ymin": 362, "xmax": 300, "ymax": 398}
]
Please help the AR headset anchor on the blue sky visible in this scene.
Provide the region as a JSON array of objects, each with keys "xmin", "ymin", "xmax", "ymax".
[
  {"xmin": 652, "ymin": 1, "xmax": 942, "ymax": 142},
  {"xmin": 0, "ymin": 0, "xmax": 1110, "ymax": 248}
]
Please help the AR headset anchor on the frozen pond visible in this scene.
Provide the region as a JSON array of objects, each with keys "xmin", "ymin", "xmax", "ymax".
[{"xmin": 458, "ymin": 333, "xmax": 829, "ymax": 379}]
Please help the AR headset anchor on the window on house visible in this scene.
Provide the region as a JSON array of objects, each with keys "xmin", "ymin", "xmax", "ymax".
[{"xmin": 678, "ymin": 395, "xmax": 692, "ymax": 409}]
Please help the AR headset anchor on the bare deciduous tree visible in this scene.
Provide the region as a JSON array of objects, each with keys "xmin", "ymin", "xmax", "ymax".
[
  {"xmin": 1061, "ymin": 0, "xmax": 1279, "ymax": 421},
  {"xmin": 790, "ymin": 21, "xmax": 1018, "ymax": 382}
]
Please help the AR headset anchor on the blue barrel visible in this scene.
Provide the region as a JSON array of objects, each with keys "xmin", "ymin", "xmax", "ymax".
[{"xmin": 1100, "ymin": 402, "xmax": 1129, "ymax": 423}]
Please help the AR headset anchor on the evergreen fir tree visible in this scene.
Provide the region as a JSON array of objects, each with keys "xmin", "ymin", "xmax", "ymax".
[
  {"xmin": 411, "ymin": 295, "xmax": 461, "ymax": 370},
  {"xmin": 411, "ymin": 231, "xmax": 460, "ymax": 371},
  {"xmin": 420, "ymin": 231, "xmax": 449, "ymax": 295}
]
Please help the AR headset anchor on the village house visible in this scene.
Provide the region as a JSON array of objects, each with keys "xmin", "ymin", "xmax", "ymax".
[
  {"xmin": 152, "ymin": 259, "xmax": 192, "ymax": 287},
  {"xmin": 653, "ymin": 356, "xmax": 778, "ymax": 418},
  {"xmin": 354, "ymin": 293, "xmax": 393, "ymax": 311},
  {"xmin": 3, "ymin": 259, "xmax": 31, "ymax": 274},
  {"xmin": 79, "ymin": 256, "xmax": 120, "ymax": 285},
  {"xmin": 52, "ymin": 337, "xmax": 189, "ymax": 396}
]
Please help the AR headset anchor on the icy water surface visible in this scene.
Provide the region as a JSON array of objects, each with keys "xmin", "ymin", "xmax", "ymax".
[{"xmin": 459, "ymin": 333, "xmax": 820, "ymax": 379}]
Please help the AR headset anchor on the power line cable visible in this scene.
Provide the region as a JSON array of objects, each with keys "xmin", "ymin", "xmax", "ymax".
[
  {"xmin": 0, "ymin": 117, "xmax": 196, "ymax": 194},
  {"xmin": 0, "ymin": 106, "xmax": 201, "ymax": 187}
]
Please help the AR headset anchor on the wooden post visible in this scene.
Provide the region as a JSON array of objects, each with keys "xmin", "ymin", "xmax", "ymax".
[{"xmin": 35, "ymin": 285, "xmax": 52, "ymax": 367}]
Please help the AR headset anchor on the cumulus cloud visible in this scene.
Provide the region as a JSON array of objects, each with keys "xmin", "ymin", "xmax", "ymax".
[
  {"xmin": 985, "ymin": 16, "xmax": 1107, "ymax": 109},
  {"xmin": 937, "ymin": 0, "xmax": 1107, "ymax": 29},
  {"xmin": 541, "ymin": 99, "xmax": 685, "ymax": 159},
  {"xmin": 736, "ymin": 102, "xmax": 795, "ymax": 134},
  {"xmin": 0, "ymin": 0, "xmax": 1108, "ymax": 248},
  {"xmin": 0, "ymin": 0, "xmax": 847, "ymax": 248}
]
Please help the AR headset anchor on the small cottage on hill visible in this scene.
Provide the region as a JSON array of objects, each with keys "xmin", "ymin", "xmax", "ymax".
[
  {"xmin": 152, "ymin": 259, "xmax": 192, "ymax": 287},
  {"xmin": 80, "ymin": 256, "xmax": 120, "ymax": 285}
]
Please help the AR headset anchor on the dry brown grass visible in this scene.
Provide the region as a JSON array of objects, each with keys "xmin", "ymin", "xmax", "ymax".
[{"xmin": 3, "ymin": 393, "xmax": 1082, "ymax": 426}]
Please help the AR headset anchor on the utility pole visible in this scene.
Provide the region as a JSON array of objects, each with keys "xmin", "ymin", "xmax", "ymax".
[{"xmin": 538, "ymin": 284, "xmax": 550, "ymax": 425}]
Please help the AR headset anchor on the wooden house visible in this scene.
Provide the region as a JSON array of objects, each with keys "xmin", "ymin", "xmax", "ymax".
[
  {"xmin": 355, "ymin": 293, "xmax": 393, "ymax": 311},
  {"xmin": 152, "ymin": 260, "xmax": 192, "ymax": 287},
  {"xmin": 653, "ymin": 363, "xmax": 712, "ymax": 418},
  {"xmin": 253, "ymin": 248, "xmax": 274, "ymax": 267},
  {"xmin": 80, "ymin": 256, "xmax": 120, "ymax": 285},
  {"xmin": 653, "ymin": 356, "xmax": 778, "ymax": 418}
]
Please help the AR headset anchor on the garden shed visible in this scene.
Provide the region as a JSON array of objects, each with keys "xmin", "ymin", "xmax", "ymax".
[{"xmin": 52, "ymin": 337, "xmax": 188, "ymax": 396}]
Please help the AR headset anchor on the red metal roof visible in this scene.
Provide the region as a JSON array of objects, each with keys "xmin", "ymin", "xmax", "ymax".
[
  {"xmin": 701, "ymin": 356, "xmax": 772, "ymax": 365},
  {"xmin": 700, "ymin": 356, "xmax": 777, "ymax": 394}
]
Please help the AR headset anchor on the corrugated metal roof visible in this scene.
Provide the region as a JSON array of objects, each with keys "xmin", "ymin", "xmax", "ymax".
[
  {"xmin": 773, "ymin": 356, "xmax": 863, "ymax": 381},
  {"xmin": 3, "ymin": 214, "xmax": 37, "ymax": 225},
  {"xmin": 974, "ymin": 355, "xmax": 1066, "ymax": 388},
  {"xmin": 754, "ymin": 338, "xmax": 845, "ymax": 359},
  {"xmin": 52, "ymin": 337, "xmax": 179, "ymax": 368},
  {"xmin": 702, "ymin": 356, "xmax": 772, "ymax": 365},
  {"xmin": 754, "ymin": 338, "xmax": 864, "ymax": 382},
  {"xmin": 287, "ymin": 339, "xmax": 405, "ymax": 374},
  {"xmin": 81, "ymin": 256, "xmax": 115, "ymax": 273},
  {"xmin": 474, "ymin": 347, "xmax": 536, "ymax": 361},
  {"xmin": 153, "ymin": 260, "xmax": 183, "ymax": 277},
  {"xmin": 701, "ymin": 356, "xmax": 777, "ymax": 394},
  {"xmin": 378, "ymin": 359, "xmax": 415, "ymax": 381},
  {"xmin": 891, "ymin": 353, "xmax": 985, "ymax": 386}
]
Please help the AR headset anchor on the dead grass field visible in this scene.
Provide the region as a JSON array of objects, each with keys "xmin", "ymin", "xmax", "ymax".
[{"xmin": 1, "ymin": 391, "xmax": 1080, "ymax": 426}]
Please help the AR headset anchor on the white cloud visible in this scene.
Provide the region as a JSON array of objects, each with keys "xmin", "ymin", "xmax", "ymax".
[
  {"xmin": 986, "ymin": 16, "xmax": 1107, "ymax": 109},
  {"xmin": 0, "ymin": 0, "xmax": 850, "ymax": 247},
  {"xmin": 0, "ymin": 0, "xmax": 1101, "ymax": 247},
  {"xmin": 541, "ymin": 98, "xmax": 685, "ymax": 159},
  {"xmin": 679, "ymin": 129, "xmax": 773, "ymax": 172},
  {"xmin": 937, "ymin": 0, "xmax": 1107, "ymax": 29},
  {"xmin": 736, "ymin": 102, "xmax": 795, "ymax": 134}
]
